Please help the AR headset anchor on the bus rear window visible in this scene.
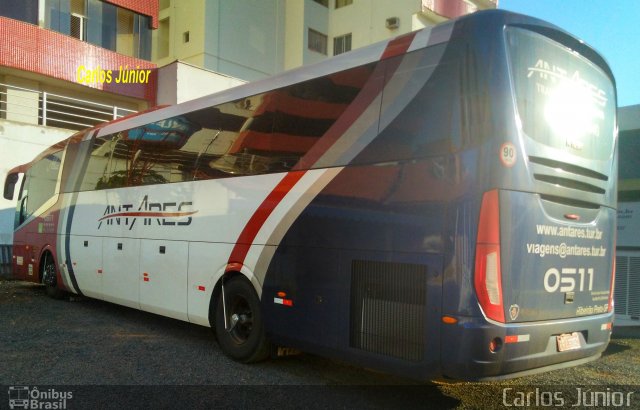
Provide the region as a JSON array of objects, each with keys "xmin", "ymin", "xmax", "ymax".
[{"xmin": 507, "ymin": 27, "xmax": 615, "ymax": 160}]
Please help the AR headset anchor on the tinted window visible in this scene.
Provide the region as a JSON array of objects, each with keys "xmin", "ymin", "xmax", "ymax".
[
  {"xmin": 22, "ymin": 151, "xmax": 63, "ymax": 219},
  {"xmin": 353, "ymin": 43, "xmax": 459, "ymax": 164},
  {"xmin": 79, "ymin": 62, "xmax": 378, "ymax": 190},
  {"xmin": 44, "ymin": 0, "xmax": 71, "ymax": 35},
  {"xmin": 87, "ymin": 0, "xmax": 117, "ymax": 51},
  {"xmin": 507, "ymin": 27, "xmax": 615, "ymax": 160},
  {"xmin": 0, "ymin": 0, "xmax": 38, "ymax": 24}
]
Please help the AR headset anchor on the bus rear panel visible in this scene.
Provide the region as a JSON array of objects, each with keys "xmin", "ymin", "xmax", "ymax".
[{"xmin": 439, "ymin": 14, "xmax": 616, "ymax": 380}]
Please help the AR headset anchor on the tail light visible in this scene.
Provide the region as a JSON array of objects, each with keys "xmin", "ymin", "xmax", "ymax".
[
  {"xmin": 474, "ymin": 190, "xmax": 505, "ymax": 323},
  {"xmin": 608, "ymin": 249, "xmax": 615, "ymax": 313}
]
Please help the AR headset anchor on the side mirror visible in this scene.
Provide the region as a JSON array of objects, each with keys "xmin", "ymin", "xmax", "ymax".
[{"xmin": 3, "ymin": 173, "xmax": 19, "ymax": 200}]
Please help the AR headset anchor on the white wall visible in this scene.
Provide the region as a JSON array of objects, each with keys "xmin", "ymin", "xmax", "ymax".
[
  {"xmin": 203, "ymin": 0, "xmax": 286, "ymax": 81},
  {"xmin": 329, "ymin": 0, "xmax": 424, "ymax": 52},
  {"xmin": 303, "ymin": 0, "xmax": 329, "ymax": 66},
  {"xmin": 157, "ymin": 61, "xmax": 246, "ymax": 105},
  {"xmin": 0, "ymin": 120, "xmax": 74, "ymax": 244},
  {"xmin": 4, "ymin": 77, "xmax": 40, "ymax": 125},
  {"xmin": 619, "ymin": 104, "xmax": 640, "ymax": 132}
]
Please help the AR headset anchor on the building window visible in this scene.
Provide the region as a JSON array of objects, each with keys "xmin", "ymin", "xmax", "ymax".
[
  {"xmin": 115, "ymin": 8, "xmax": 151, "ymax": 60},
  {"xmin": 0, "ymin": 0, "xmax": 39, "ymax": 24},
  {"xmin": 333, "ymin": 33, "xmax": 352, "ymax": 56},
  {"xmin": 70, "ymin": 0, "xmax": 86, "ymax": 40},
  {"xmin": 308, "ymin": 28, "xmax": 327, "ymax": 55},
  {"xmin": 87, "ymin": 0, "xmax": 117, "ymax": 51},
  {"xmin": 183, "ymin": 31, "xmax": 190, "ymax": 43},
  {"xmin": 43, "ymin": 0, "xmax": 151, "ymax": 60},
  {"xmin": 158, "ymin": 18, "xmax": 170, "ymax": 58},
  {"xmin": 335, "ymin": 0, "xmax": 353, "ymax": 9},
  {"xmin": 312, "ymin": 0, "xmax": 329, "ymax": 6},
  {"xmin": 70, "ymin": 14, "xmax": 86, "ymax": 40}
]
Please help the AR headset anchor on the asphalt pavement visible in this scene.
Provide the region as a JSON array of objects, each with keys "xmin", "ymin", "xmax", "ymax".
[{"xmin": 1, "ymin": 279, "xmax": 638, "ymax": 409}]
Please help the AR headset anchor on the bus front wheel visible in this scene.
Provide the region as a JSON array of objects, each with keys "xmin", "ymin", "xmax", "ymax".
[
  {"xmin": 41, "ymin": 253, "xmax": 66, "ymax": 300},
  {"xmin": 215, "ymin": 276, "xmax": 270, "ymax": 363}
]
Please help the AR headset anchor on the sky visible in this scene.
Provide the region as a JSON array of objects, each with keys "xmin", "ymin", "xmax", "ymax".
[{"xmin": 499, "ymin": 0, "xmax": 640, "ymax": 107}]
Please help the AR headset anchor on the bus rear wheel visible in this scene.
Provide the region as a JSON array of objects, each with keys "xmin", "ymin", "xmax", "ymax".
[
  {"xmin": 215, "ymin": 276, "xmax": 270, "ymax": 363},
  {"xmin": 41, "ymin": 253, "xmax": 66, "ymax": 300}
]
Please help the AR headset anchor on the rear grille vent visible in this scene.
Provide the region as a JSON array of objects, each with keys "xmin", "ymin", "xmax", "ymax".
[
  {"xmin": 534, "ymin": 174, "xmax": 605, "ymax": 194},
  {"xmin": 615, "ymin": 256, "xmax": 629, "ymax": 315},
  {"xmin": 615, "ymin": 255, "xmax": 640, "ymax": 317},
  {"xmin": 350, "ymin": 260, "xmax": 427, "ymax": 362},
  {"xmin": 529, "ymin": 156, "xmax": 608, "ymax": 181},
  {"xmin": 540, "ymin": 195, "xmax": 600, "ymax": 210}
]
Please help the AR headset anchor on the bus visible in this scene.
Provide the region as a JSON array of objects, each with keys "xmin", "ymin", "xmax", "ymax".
[{"xmin": 3, "ymin": 10, "xmax": 617, "ymax": 381}]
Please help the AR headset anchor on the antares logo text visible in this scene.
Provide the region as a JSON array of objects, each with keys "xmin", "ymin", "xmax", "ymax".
[{"xmin": 98, "ymin": 195, "xmax": 197, "ymax": 230}]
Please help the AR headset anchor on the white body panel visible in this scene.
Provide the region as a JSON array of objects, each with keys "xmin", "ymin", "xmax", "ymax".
[
  {"xmin": 187, "ymin": 241, "xmax": 236, "ymax": 326},
  {"xmin": 68, "ymin": 236, "xmax": 103, "ymax": 300},
  {"xmin": 64, "ymin": 174, "xmax": 285, "ymax": 325},
  {"xmin": 140, "ymin": 240, "xmax": 188, "ymax": 321},
  {"xmin": 102, "ymin": 237, "xmax": 140, "ymax": 309}
]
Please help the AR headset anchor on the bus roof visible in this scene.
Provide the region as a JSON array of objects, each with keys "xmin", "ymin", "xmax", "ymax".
[{"xmin": 8, "ymin": 9, "xmax": 612, "ymax": 176}]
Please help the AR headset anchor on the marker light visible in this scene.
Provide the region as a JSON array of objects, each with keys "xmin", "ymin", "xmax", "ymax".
[{"xmin": 608, "ymin": 249, "xmax": 615, "ymax": 313}]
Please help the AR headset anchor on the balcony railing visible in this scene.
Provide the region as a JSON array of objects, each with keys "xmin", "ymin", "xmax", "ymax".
[
  {"xmin": 0, "ymin": 82, "xmax": 137, "ymax": 131},
  {"xmin": 422, "ymin": 0, "xmax": 496, "ymax": 19}
]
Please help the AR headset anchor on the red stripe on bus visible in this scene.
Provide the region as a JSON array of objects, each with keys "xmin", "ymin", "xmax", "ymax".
[
  {"xmin": 292, "ymin": 69, "xmax": 385, "ymax": 170},
  {"xmin": 294, "ymin": 35, "xmax": 415, "ymax": 171},
  {"xmin": 226, "ymin": 35, "xmax": 416, "ymax": 270},
  {"xmin": 380, "ymin": 32, "xmax": 417, "ymax": 60},
  {"xmin": 226, "ymin": 262, "xmax": 243, "ymax": 273},
  {"xmin": 226, "ymin": 171, "xmax": 306, "ymax": 268}
]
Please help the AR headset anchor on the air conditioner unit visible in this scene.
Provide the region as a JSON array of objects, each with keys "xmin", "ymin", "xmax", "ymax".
[{"xmin": 386, "ymin": 17, "xmax": 399, "ymax": 29}]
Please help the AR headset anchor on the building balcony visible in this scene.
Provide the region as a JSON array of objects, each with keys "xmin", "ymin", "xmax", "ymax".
[
  {"xmin": 0, "ymin": 82, "xmax": 137, "ymax": 131},
  {"xmin": 421, "ymin": 0, "xmax": 497, "ymax": 21},
  {"xmin": 0, "ymin": 17, "xmax": 157, "ymax": 103}
]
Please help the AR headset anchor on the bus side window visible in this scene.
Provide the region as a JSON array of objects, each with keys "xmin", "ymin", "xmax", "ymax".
[
  {"xmin": 19, "ymin": 150, "xmax": 62, "ymax": 222},
  {"xmin": 81, "ymin": 135, "xmax": 126, "ymax": 190},
  {"xmin": 16, "ymin": 178, "xmax": 28, "ymax": 227},
  {"xmin": 350, "ymin": 46, "xmax": 458, "ymax": 165},
  {"xmin": 93, "ymin": 134, "xmax": 134, "ymax": 189}
]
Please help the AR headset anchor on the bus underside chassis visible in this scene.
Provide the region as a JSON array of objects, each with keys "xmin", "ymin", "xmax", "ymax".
[
  {"xmin": 215, "ymin": 275, "xmax": 271, "ymax": 363},
  {"xmin": 41, "ymin": 252, "xmax": 66, "ymax": 299}
]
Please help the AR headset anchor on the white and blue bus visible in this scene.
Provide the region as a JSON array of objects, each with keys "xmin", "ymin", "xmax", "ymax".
[{"xmin": 4, "ymin": 10, "xmax": 617, "ymax": 380}]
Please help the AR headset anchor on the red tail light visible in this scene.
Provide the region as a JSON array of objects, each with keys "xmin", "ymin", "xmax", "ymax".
[
  {"xmin": 608, "ymin": 249, "xmax": 615, "ymax": 313},
  {"xmin": 474, "ymin": 190, "xmax": 505, "ymax": 323}
]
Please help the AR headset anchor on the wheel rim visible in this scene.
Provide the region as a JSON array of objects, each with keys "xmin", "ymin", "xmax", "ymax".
[
  {"xmin": 43, "ymin": 260, "xmax": 56, "ymax": 287},
  {"xmin": 227, "ymin": 294, "xmax": 254, "ymax": 345}
]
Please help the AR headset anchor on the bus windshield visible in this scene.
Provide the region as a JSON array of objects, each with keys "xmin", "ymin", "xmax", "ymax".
[{"xmin": 507, "ymin": 27, "xmax": 615, "ymax": 160}]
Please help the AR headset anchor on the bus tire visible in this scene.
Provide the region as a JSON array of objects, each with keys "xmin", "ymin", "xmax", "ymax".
[
  {"xmin": 41, "ymin": 253, "xmax": 66, "ymax": 300},
  {"xmin": 215, "ymin": 276, "xmax": 270, "ymax": 363}
]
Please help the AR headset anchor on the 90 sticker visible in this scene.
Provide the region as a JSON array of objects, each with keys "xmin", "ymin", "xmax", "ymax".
[
  {"xmin": 544, "ymin": 267, "xmax": 594, "ymax": 293},
  {"xmin": 500, "ymin": 142, "xmax": 517, "ymax": 167}
]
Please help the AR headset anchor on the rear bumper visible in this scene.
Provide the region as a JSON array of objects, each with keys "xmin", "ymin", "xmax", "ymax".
[{"xmin": 441, "ymin": 312, "xmax": 613, "ymax": 381}]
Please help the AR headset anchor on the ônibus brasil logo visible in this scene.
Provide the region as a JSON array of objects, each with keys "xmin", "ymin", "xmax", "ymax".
[
  {"xmin": 8, "ymin": 386, "xmax": 73, "ymax": 409},
  {"xmin": 98, "ymin": 195, "xmax": 197, "ymax": 230}
]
